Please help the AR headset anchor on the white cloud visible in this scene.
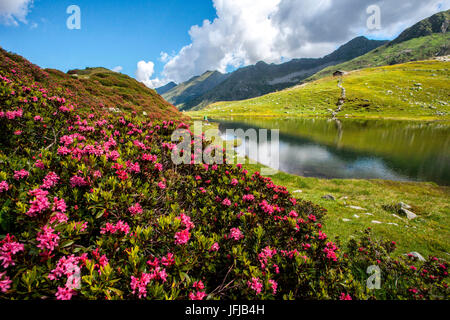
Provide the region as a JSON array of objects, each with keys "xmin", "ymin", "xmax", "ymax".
[
  {"xmin": 111, "ymin": 66, "xmax": 123, "ymax": 73},
  {"xmin": 145, "ymin": 0, "xmax": 450, "ymax": 84},
  {"xmin": 135, "ymin": 60, "xmax": 170, "ymax": 89},
  {"xmin": 0, "ymin": 0, "xmax": 34, "ymax": 26}
]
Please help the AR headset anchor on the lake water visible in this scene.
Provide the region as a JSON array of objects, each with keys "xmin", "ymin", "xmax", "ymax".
[{"xmin": 214, "ymin": 118, "xmax": 450, "ymax": 185}]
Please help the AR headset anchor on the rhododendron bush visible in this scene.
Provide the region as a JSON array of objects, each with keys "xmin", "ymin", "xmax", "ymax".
[{"xmin": 0, "ymin": 49, "xmax": 448, "ymax": 300}]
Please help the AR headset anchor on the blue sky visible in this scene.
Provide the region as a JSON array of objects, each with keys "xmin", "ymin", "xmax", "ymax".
[
  {"xmin": 0, "ymin": 0, "xmax": 448, "ymax": 87},
  {"xmin": 0, "ymin": 0, "xmax": 217, "ymax": 78}
]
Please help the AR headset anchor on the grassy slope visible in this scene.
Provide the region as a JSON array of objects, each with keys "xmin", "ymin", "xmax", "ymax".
[
  {"xmin": 50, "ymin": 67, "xmax": 183, "ymax": 120},
  {"xmin": 265, "ymin": 171, "xmax": 450, "ymax": 260},
  {"xmin": 188, "ymin": 59, "xmax": 450, "ymax": 120},
  {"xmin": 0, "ymin": 48, "xmax": 183, "ymax": 120},
  {"xmin": 307, "ymin": 33, "xmax": 450, "ymax": 82}
]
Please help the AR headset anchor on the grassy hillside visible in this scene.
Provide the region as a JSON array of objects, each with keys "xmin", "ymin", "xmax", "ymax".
[
  {"xmin": 0, "ymin": 48, "xmax": 182, "ymax": 120},
  {"xmin": 188, "ymin": 59, "xmax": 450, "ymax": 120},
  {"xmin": 308, "ymin": 33, "xmax": 450, "ymax": 82}
]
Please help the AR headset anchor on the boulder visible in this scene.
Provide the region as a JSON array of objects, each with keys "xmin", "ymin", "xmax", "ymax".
[
  {"xmin": 322, "ymin": 194, "xmax": 336, "ymax": 201},
  {"xmin": 348, "ymin": 205, "xmax": 366, "ymax": 210},
  {"xmin": 400, "ymin": 207, "xmax": 417, "ymax": 220},
  {"xmin": 407, "ymin": 252, "xmax": 426, "ymax": 262}
]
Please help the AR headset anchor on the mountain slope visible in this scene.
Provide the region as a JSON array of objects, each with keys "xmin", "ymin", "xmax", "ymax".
[
  {"xmin": 162, "ymin": 70, "xmax": 229, "ymax": 109},
  {"xmin": 189, "ymin": 59, "xmax": 450, "ymax": 120},
  {"xmin": 155, "ymin": 81, "xmax": 177, "ymax": 95},
  {"xmin": 308, "ymin": 10, "xmax": 450, "ymax": 82},
  {"xmin": 390, "ymin": 9, "xmax": 449, "ymax": 45},
  {"xmin": 0, "ymin": 48, "xmax": 183, "ymax": 120},
  {"xmin": 167, "ymin": 36, "xmax": 387, "ymax": 111}
]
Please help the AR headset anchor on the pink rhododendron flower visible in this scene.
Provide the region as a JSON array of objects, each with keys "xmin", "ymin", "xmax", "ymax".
[
  {"xmin": 130, "ymin": 268, "xmax": 167, "ymax": 299},
  {"xmin": 340, "ymin": 293, "xmax": 352, "ymax": 300},
  {"xmin": 27, "ymin": 188, "xmax": 50, "ymax": 217},
  {"xmin": 269, "ymin": 279, "xmax": 278, "ymax": 295},
  {"xmin": 0, "ymin": 181, "xmax": 8, "ymax": 193},
  {"xmin": 175, "ymin": 229, "xmax": 190, "ymax": 245},
  {"xmin": 323, "ymin": 242, "xmax": 338, "ymax": 262},
  {"xmin": 189, "ymin": 291, "xmax": 207, "ymax": 300},
  {"xmin": 210, "ymin": 242, "xmax": 220, "ymax": 252},
  {"xmin": 100, "ymin": 220, "xmax": 130, "ymax": 235},
  {"xmin": 193, "ymin": 281, "xmax": 204, "ymax": 290},
  {"xmin": 247, "ymin": 277, "xmax": 263, "ymax": 295},
  {"xmin": 56, "ymin": 286, "xmax": 75, "ymax": 300},
  {"xmin": 161, "ymin": 253, "xmax": 175, "ymax": 267},
  {"xmin": 0, "ymin": 234, "xmax": 24, "ymax": 268},
  {"xmin": 49, "ymin": 211, "xmax": 68, "ymax": 225},
  {"xmin": 158, "ymin": 181, "xmax": 166, "ymax": 189},
  {"xmin": 36, "ymin": 225, "xmax": 60, "ymax": 252},
  {"xmin": 70, "ymin": 175, "xmax": 88, "ymax": 188},
  {"xmin": 128, "ymin": 203, "xmax": 143, "ymax": 216},
  {"xmin": 229, "ymin": 228, "xmax": 244, "ymax": 241},
  {"xmin": 42, "ymin": 172, "xmax": 60, "ymax": 189},
  {"xmin": 57, "ymin": 146, "xmax": 71, "ymax": 156},
  {"xmin": 222, "ymin": 198, "xmax": 231, "ymax": 206},
  {"xmin": 0, "ymin": 272, "xmax": 12, "ymax": 293},
  {"xmin": 13, "ymin": 169, "xmax": 29, "ymax": 180},
  {"xmin": 34, "ymin": 159, "xmax": 45, "ymax": 169},
  {"xmin": 242, "ymin": 194, "xmax": 255, "ymax": 202},
  {"xmin": 177, "ymin": 213, "xmax": 194, "ymax": 230},
  {"xmin": 230, "ymin": 178, "xmax": 238, "ymax": 186}
]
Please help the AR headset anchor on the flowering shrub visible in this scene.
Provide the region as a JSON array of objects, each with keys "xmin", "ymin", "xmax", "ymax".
[{"xmin": 0, "ymin": 47, "xmax": 448, "ymax": 300}]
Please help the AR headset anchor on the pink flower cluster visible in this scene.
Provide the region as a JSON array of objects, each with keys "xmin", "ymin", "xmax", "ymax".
[
  {"xmin": 13, "ymin": 169, "xmax": 29, "ymax": 180},
  {"xmin": 175, "ymin": 213, "xmax": 195, "ymax": 245},
  {"xmin": 70, "ymin": 175, "xmax": 88, "ymax": 188},
  {"xmin": 189, "ymin": 291, "xmax": 207, "ymax": 300},
  {"xmin": 258, "ymin": 246, "xmax": 277, "ymax": 270},
  {"xmin": 0, "ymin": 108, "xmax": 23, "ymax": 120},
  {"xmin": 130, "ymin": 268, "xmax": 168, "ymax": 299},
  {"xmin": 36, "ymin": 225, "xmax": 60, "ymax": 252},
  {"xmin": 229, "ymin": 227, "xmax": 244, "ymax": 241},
  {"xmin": 158, "ymin": 181, "xmax": 166, "ymax": 189},
  {"xmin": 222, "ymin": 198, "xmax": 231, "ymax": 206},
  {"xmin": 174, "ymin": 229, "xmax": 190, "ymax": 245},
  {"xmin": 340, "ymin": 293, "xmax": 352, "ymax": 300},
  {"xmin": 128, "ymin": 203, "xmax": 143, "ymax": 216},
  {"xmin": 0, "ymin": 272, "xmax": 12, "ymax": 293},
  {"xmin": 242, "ymin": 194, "xmax": 255, "ymax": 202},
  {"xmin": 177, "ymin": 213, "xmax": 195, "ymax": 230},
  {"xmin": 209, "ymin": 242, "xmax": 220, "ymax": 252},
  {"xmin": 0, "ymin": 181, "xmax": 8, "ymax": 193},
  {"xmin": 41, "ymin": 172, "xmax": 59, "ymax": 189},
  {"xmin": 247, "ymin": 277, "xmax": 263, "ymax": 295},
  {"xmin": 0, "ymin": 234, "xmax": 24, "ymax": 268},
  {"xmin": 100, "ymin": 220, "xmax": 130, "ymax": 236},
  {"xmin": 269, "ymin": 279, "xmax": 278, "ymax": 295},
  {"xmin": 323, "ymin": 242, "xmax": 338, "ymax": 262},
  {"xmin": 27, "ymin": 188, "xmax": 50, "ymax": 217}
]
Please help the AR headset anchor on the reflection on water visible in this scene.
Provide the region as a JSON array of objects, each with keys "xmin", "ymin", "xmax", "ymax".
[{"xmin": 215, "ymin": 118, "xmax": 450, "ymax": 185}]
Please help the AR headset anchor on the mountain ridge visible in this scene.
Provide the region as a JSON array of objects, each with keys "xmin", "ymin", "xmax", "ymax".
[{"xmin": 164, "ymin": 36, "xmax": 387, "ymax": 110}]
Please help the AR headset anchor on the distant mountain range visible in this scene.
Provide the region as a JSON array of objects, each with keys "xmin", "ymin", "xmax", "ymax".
[
  {"xmin": 155, "ymin": 81, "xmax": 177, "ymax": 95},
  {"xmin": 158, "ymin": 9, "xmax": 450, "ymax": 111},
  {"xmin": 159, "ymin": 37, "xmax": 388, "ymax": 110}
]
